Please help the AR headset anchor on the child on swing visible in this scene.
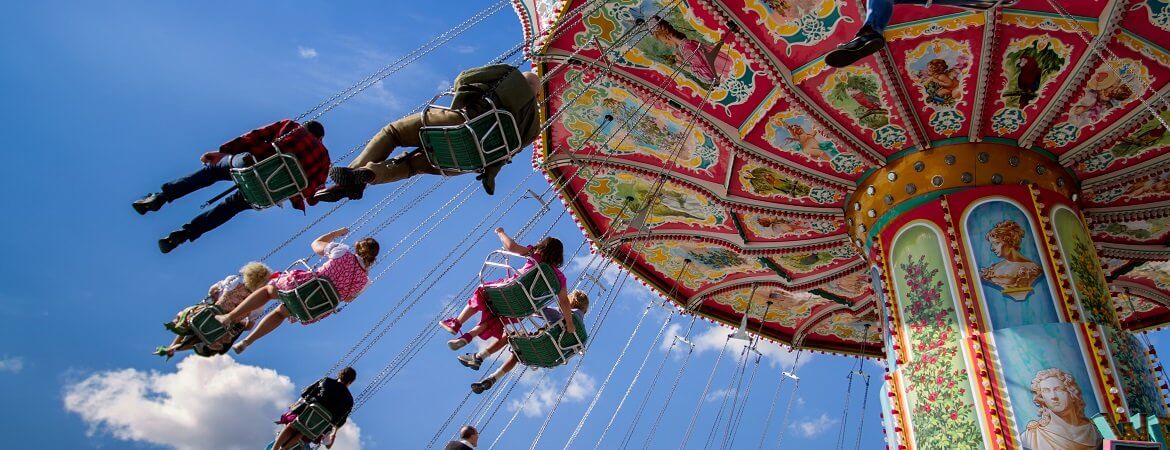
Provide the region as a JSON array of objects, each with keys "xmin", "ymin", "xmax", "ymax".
[
  {"xmin": 439, "ymin": 228, "xmax": 579, "ymax": 365},
  {"xmin": 214, "ymin": 227, "xmax": 379, "ymax": 354},
  {"xmin": 154, "ymin": 262, "xmax": 273, "ymax": 359}
]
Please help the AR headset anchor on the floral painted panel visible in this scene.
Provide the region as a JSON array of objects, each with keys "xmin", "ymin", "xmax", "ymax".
[
  {"xmin": 556, "ymin": 68, "xmax": 724, "ymax": 180},
  {"xmin": 576, "ymin": 167, "xmax": 728, "ymax": 229},
  {"xmin": 817, "ymin": 66, "xmax": 909, "ymax": 150},
  {"xmin": 737, "ymin": 211, "xmax": 841, "ymax": 241},
  {"xmin": 1090, "ymin": 216, "xmax": 1170, "ymax": 244},
  {"xmin": 890, "ymin": 224, "xmax": 984, "ymax": 448},
  {"xmin": 1104, "ymin": 326, "xmax": 1168, "ymax": 416},
  {"xmin": 1052, "ymin": 208, "xmax": 1120, "ymax": 327},
  {"xmin": 708, "ymin": 285, "xmax": 831, "ymax": 328},
  {"xmin": 638, "ymin": 239, "xmax": 769, "ymax": 291}
]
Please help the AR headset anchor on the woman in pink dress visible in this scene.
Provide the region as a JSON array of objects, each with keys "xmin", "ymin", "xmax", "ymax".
[
  {"xmin": 439, "ymin": 227, "xmax": 578, "ymax": 368},
  {"xmin": 215, "ymin": 227, "xmax": 380, "ymax": 354}
]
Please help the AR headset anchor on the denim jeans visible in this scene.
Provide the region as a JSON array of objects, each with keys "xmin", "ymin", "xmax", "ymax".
[
  {"xmin": 865, "ymin": 0, "xmax": 999, "ymax": 33},
  {"xmin": 159, "ymin": 154, "xmax": 253, "ymax": 240}
]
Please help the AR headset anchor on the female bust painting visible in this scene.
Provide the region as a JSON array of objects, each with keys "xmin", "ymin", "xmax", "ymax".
[
  {"xmin": 980, "ymin": 220, "xmax": 1043, "ymax": 301},
  {"xmin": 1019, "ymin": 368, "xmax": 1102, "ymax": 450}
]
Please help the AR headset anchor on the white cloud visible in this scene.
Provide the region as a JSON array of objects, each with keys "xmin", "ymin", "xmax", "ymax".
[
  {"xmin": 436, "ymin": 79, "xmax": 452, "ymax": 92},
  {"xmin": 791, "ymin": 413, "xmax": 838, "ymax": 438},
  {"xmin": 0, "ymin": 356, "xmax": 23, "ymax": 373},
  {"xmin": 706, "ymin": 388, "xmax": 736, "ymax": 402},
  {"xmin": 508, "ymin": 370, "xmax": 597, "ymax": 418},
  {"xmin": 63, "ymin": 356, "xmax": 362, "ymax": 450},
  {"xmin": 298, "ymin": 46, "xmax": 319, "ymax": 59},
  {"xmin": 451, "ymin": 45, "xmax": 477, "ymax": 54},
  {"xmin": 681, "ymin": 324, "xmax": 810, "ymax": 369}
]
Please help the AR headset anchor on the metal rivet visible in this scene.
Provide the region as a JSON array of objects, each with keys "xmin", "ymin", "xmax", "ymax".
[
  {"xmin": 914, "ymin": 161, "xmax": 926, "ymax": 172},
  {"xmin": 944, "ymin": 155, "xmax": 956, "ymax": 165},
  {"xmin": 884, "ymin": 195, "xmax": 894, "ymax": 205},
  {"xmin": 978, "ymin": 152, "xmax": 990, "ymax": 163},
  {"xmin": 858, "ymin": 224, "xmax": 867, "ymax": 233},
  {"xmin": 868, "ymin": 209, "xmax": 877, "ymax": 218},
  {"xmin": 961, "ymin": 172, "xmax": 973, "ymax": 183},
  {"xmin": 905, "ymin": 184, "xmax": 917, "ymax": 194},
  {"xmin": 856, "ymin": 239, "xmax": 864, "ymax": 247},
  {"xmin": 887, "ymin": 172, "xmax": 897, "ymax": 182},
  {"xmin": 931, "ymin": 176, "xmax": 943, "ymax": 187},
  {"xmin": 1035, "ymin": 165, "xmax": 1047, "ymax": 175},
  {"xmin": 854, "ymin": 202, "xmax": 861, "ymax": 211},
  {"xmin": 1056, "ymin": 178, "xmax": 1065, "ymax": 187},
  {"xmin": 847, "ymin": 218, "xmax": 854, "ymax": 226},
  {"xmin": 1072, "ymin": 193, "xmax": 1079, "ymax": 202},
  {"xmin": 866, "ymin": 185, "xmax": 876, "ymax": 195},
  {"xmin": 991, "ymin": 174, "xmax": 1003, "ymax": 185},
  {"xmin": 1019, "ymin": 179, "xmax": 1031, "ymax": 186},
  {"xmin": 1008, "ymin": 156, "xmax": 1020, "ymax": 167}
]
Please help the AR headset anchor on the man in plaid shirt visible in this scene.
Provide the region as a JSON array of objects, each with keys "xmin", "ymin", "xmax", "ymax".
[{"xmin": 133, "ymin": 120, "xmax": 330, "ymax": 254}]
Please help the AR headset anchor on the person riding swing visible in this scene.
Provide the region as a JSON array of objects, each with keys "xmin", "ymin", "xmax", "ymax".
[{"xmin": 314, "ymin": 64, "xmax": 541, "ymax": 201}]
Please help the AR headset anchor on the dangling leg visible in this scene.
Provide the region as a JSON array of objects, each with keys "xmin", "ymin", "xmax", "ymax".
[
  {"xmin": 472, "ymin": 350, "xmax": 517, "ymax": 394},
  {"xmin": 215, "ymin": 285, "xmax": 276, "ymax": 326},
  {"xmin": 273, "ymin": 423, "xmax": 304, "ymax": 450},
  {"xmin": 233, "ymin": 305, "xmax": 290, "ymax": 354},
  {"xmin": 160, "ymin": 191, "xmax": 251, "ymax": 254},
  {"xmin": 458, "ymin": 335, "xmax": 508, "ymax": 370},
  {"xmin": 135, "ymin": 155, "xmax": 238, "ymax": 215},
  {"xmin": 824, "ymin": 0, "xmax": 899, "ymax": 68},
  {"xmin": 440, "ymin": 286, "xmax": 489, "ymax": 335}
]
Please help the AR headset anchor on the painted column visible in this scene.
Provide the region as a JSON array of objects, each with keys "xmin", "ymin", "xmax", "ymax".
[{"xmin": 846, "ymin": 144, "xmax": 1168, "ymax": 450}]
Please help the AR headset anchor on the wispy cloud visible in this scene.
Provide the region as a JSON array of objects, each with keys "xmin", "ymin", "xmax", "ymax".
[
  {"xmin": 0, "ymin": 356, "xmax": 23, "ymax": 373},
  {"xmin": 451, "ymin": 45, "xmax": 477, "ymax": 54},
  {"xmin": 791, "ymin": 413, "xmax": 838, "ymax": 438},
  {"xmin": 63, "ymin": 356, "xmax": 363, "ymax": 450},
  {"xmin": 663, "ymin": 323, "xmax": 811, "ymax": 369},
  {"xmin": 298, "ymin": 46, "xmax": 319, "ymax": 59},
  {"xmin": 508, "ymin": 370, "xmax": 597, "ymax": 418},
  {"xmin": 706, "ymin": 388, "xmax": 736, "ymax": 402}
]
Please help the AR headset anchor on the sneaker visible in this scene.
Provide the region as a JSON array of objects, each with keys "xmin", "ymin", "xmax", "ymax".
[
  {"xmin": 458, "ymin": 353, "xmax": 483, "ymax": 370},
  {"xmin": 158, "ymin": 230, "xmax": 191, "ymax": 254},
  {"xmin": 329, "ymin": 166, "xmax": 375, "ymax": 186},
  {"xmin": 448, "ymin": 338, "xmax": 468, "ymax": 351},
  {"xmin": 824, "ymin": 26, "xmax": 886, "ymax": 68},
  {"xmin": 313, "ymin": 184, "xmax": 365, "ymax": 203},
  {"xmin": 439, "ymin": 318, "xmax": 461, "ymax": 335},
  {"xmin": 133, "ymin": 193, "xmax": 166, "ymax": 215},
  {"xmin": 471, "ymin": 377, "xmax": 495, "ymax": 394}
]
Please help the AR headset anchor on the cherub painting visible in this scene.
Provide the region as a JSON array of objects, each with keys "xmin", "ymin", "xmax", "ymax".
[
  {"xmin": 1066, "ymin": 61, "xmax": 1143, "ymax": 126},
  {"xmin": 907, "ymin": 40, "xmax": 972, "ymax": 109},
  {"xmin": 980, "ymin": 220, "xmax": 1043, "ymax": 301}
]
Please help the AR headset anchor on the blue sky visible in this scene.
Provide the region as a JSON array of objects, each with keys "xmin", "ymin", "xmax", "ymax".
[{"xmin": 4, "ymin": 2, "xmax": 1167, "ymax": 450}]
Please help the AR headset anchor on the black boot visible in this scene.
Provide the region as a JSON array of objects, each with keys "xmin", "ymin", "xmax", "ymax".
[
  {"xmin": 313, "ymin": 184, "xmax": 366, "ymax": 203},
  {"xmin": 471, "ymin": 377, "xmax": 495, "ymax": 394},
  {"xmin": 328, "ymin": 166, "xmax": 375, "ymax": 186},
  {"xmin": 133, "ymin": 193, "xmax": 166, "ymax": 215},
  {"xmin": 158, "ymin": 230, "xmax": 191, "ymax": 254},
  {"xmin": 825, "ymin": 25, "xmax": 886, "ymax": 68}
]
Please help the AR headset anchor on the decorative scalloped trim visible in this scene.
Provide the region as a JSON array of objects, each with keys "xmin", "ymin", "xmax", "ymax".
[
  {"xmin": 969, "ymin": 7, "xmax": 1001, "ymax": 143},
  {"xmin": 875, "ymin": 46, "xmax": 930, "ymax": 152}
]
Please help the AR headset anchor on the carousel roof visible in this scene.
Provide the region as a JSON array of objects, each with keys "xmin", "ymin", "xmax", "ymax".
[{"xmin": 514, "ymin": 0, "xmax": 1170, "ymax": 356}]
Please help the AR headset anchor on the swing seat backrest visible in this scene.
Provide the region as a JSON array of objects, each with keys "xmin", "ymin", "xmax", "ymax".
[
  {"xmin": 483, "ymin": 263, "xmax": 560, "ymax": 319},
  {"xmin": 291, "ymin": 403, "xmax": 334, "ymax": 440},
  {"xmin": 278, "ymin": 277, "xmax": 342, "ymax": 323},
  {"xmin": 510, "ymin": 314, "xmax": 587, "ymax": 369},
  {"xmin": 418, "ymin": 97, "xmax": 523, "ymax": 173},
  {"xmin": 231, "ymin": 151, "xmax": 308, "ymax": 209},
  {"xmin": 188, "ymin": 304, "xmax": 228, "ymax": 344}
]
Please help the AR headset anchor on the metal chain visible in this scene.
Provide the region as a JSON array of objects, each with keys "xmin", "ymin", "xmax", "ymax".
[{"xmin": 679, "ymin": 335, "xmax": 732, "ymax": 449}]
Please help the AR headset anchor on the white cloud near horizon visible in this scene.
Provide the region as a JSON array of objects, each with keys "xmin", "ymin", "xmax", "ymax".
[
  {"xmin": 791, "ymin": 413, "xmax": 838, "ymax": 438},
  {"xmin": 507, "ymin": 370, "xmax": 597, "ymax": 418},
  {"xmin": 0, "ymin": 356, "xmax": 23, "ymax": 373},
  {"xmin": 297, "ymin": 46, "xmax": 319, "ymax": 59},
  {"xmin": 63, "ymin": 355, "xmax": 362, "ymax": 450}
]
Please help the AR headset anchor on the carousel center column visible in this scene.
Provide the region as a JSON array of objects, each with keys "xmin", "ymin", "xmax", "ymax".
[{"xmin": 847, "ymin": 144, "xmax": 1168, "ymax": 450}]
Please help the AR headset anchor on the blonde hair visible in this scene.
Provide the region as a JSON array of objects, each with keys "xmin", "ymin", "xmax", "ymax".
[
  {"xmin": 241, "ymin": 262, "xmax": 273, "ymax": 291},
  {"xmin": 987, "ymin": 220, "xmax": 1025, "ymax": 248},
  {"xmin": 569, "ymin": 290, "xmax": 590, "ymax": 314},
  {"xmin": 1029, "ymin": 368, "xmax": 1086, "ymax": 428}
]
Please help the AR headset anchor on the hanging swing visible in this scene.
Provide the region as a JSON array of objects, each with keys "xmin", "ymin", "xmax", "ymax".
[
  {"xmin": 187, "ymin": 303, "xmax": 231, "ymax": 345},
  {"xmin": 479, "ymin": 250, "xmax": 561, "ymax": 318},
  {"xmin": 505, "ymin": 303, "xmax": 588, "ymax": 369},
  {"xmin": 263, "ymin": 403, "xmax": 335, "ymax": 450},
  {"xmin": 230, "ymin": 143, "xmax": 310, "ymax": 209},
  {"xmin": 418, "ymin": 94, "xmax": 524, "ymax": 173},
  {"xmin": 277, "ymin": 260, "xmax": 343, "ymax": 323}
]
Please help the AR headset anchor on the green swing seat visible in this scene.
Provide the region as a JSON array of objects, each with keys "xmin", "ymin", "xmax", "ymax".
[
  {"xmin": 188, "ymin": 304, "xmax": 229, "ymax": 344},
  {"xmin": 278, "ymin": 277, "xmax": 341, "ymax": 323},
  {"xmin": 291, "ymin": 403, "xmax": 335, "ymax": 441},
  {"xmin": 510, "ymin": 314, "xmax": 588, "ymax": 369},
  {"xmin": 264, "ymin": 440, "xmax": 309, "ymax": 450},
  {"xmin": 230, "ymin": 144, "xmax": 309, "ymax": 209},
  {"xmin": 483, "ymin": 262, "xmax": 561, "ymax": 319},
  {"xmin": 418, "ymin": 95, "xmax": 523, "ymax": 173}
]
